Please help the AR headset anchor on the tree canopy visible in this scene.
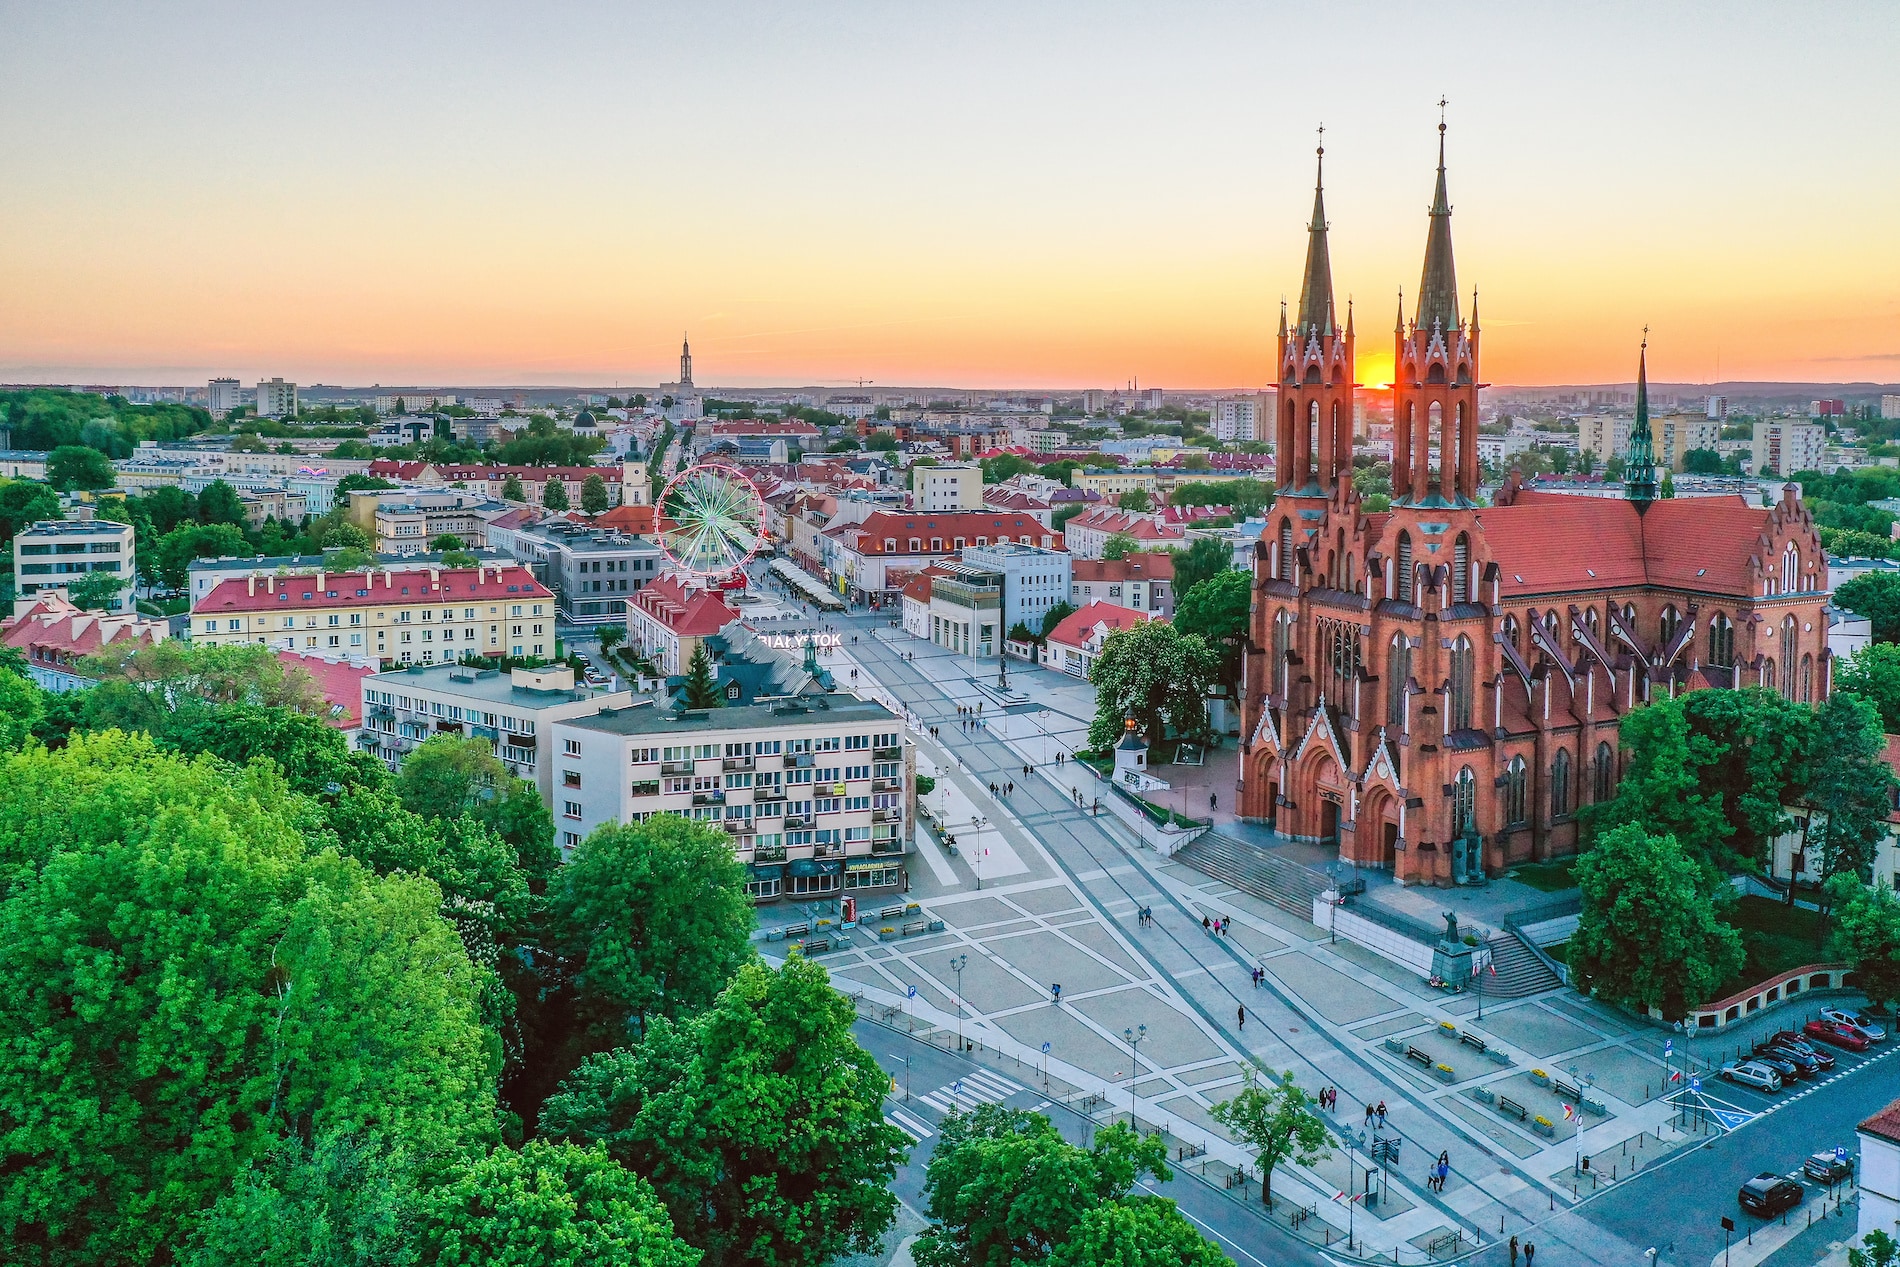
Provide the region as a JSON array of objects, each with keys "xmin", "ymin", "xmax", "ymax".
[
  {"xmin": 1207, "ymin": 1070, "xmax": 1329, "ymax": 1207},
  {"xmin": 1838, "ymin": 642, "xmax": 1900, "ymax": 732},
  {"xmin": 1837, "ymin": 571, "xmax": 1900, "ymax": 644},
  {"xmin": 1168, "ymin": 537, "xmax": 1234, "ymax": 597},
  {"xmin": 46, "ymin": 444, "xmax": 115, "ymax": 491},
  {"xmin": 1171, "ymin": 571, "xmax": 1250, "ymax": 688},
  {"xmin": 1086, "ymin": 620, "xmax": 1218, "ymax": 750}
]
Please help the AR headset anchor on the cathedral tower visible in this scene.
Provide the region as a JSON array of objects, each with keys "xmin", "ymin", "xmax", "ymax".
[
  {"xmin": 680, "ymin": 334, "xmax": 694, "ymax": 390},
  {"xmin": 1390, "ymin": 121, "xmax": 1481, "ymax": 508},
  {"xmin": 1275, "ymin": 142, "xmax": 1356, "ymax": 498},
  {"xmin": 1624, "ymin": 336, "xmax": 1659, "ymax": 510}
]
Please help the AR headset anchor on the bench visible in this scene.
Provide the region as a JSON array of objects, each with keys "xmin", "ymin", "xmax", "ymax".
[
  {"xmin": 1459, "ymin": 1032, "xmax": 1488, "ymax": 1054},
  {"xmin": 1552, "ymin": 1079, "xmax": 1583, "ymax": 1102},
  {"xmin": 1496, "ymin": 1096, "xmax": 1529, "ymax": 1122},
  {"xmin": 781, "ymin": 922, "xmax": 811, "ymax": 938},
  {"xmin": 1405, "ymin": 1045, "xmax": 1434, "ymax": 1068},
  {"xmin": 801, "ymin": 937, "xmax": 832, "ymax": 955},
  {"xmin": 879, "ymin": 904, "xmax": 907, "ymax": 920},
  {"xmin": 901, "ymin": 920, "xmax": 929, "ymax": 937}
]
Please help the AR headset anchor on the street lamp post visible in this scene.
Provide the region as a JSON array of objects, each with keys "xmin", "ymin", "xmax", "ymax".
[
  {"xmin": 951, "ymin": 954, "xmax": 968, "ymax": 1052},
  {"xmin": 1122, "ymin": 1024, "xmax": 1146, "ymax": 1128}
]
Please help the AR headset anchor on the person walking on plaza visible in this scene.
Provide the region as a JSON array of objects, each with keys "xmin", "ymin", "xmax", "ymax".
[
  {"xmin": 1376, "ymin": 1101, "xmax": 1387, "ymax": 1128},
  {"xmin": 1051, "ymin": 983, "xmax": 1061, "ymax": 1005},
  {"xmin": 1210, "ymin": 791, "xmax": 1217, "ymax": 812},
  {"xmin": 1509, "ymin": 1234, "xmax": 1519, "ymax": 1265},
  {"xmin": 1364, "ymin": 1103, "xmax": 1375, "ymax": 1127},
  {"xmin": 1203, "ymin": 916, "xmax": 1212, "ymax": 935},
  {"xmin": 1523, "ymin": 1243, "xmax": 1534, "ymax": 1266},
  {"xmin": 1237, "ymin": 1005, "xmax": 1245, "ymax": 1030}
]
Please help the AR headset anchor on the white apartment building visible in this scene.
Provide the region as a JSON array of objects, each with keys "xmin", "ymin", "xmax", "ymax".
[
  {"xmin": 1882, "ymin": 395, "xmax": 1900, "ymax": 422},
  {"xmin": 914, "ymin": 463, "xmax": 983, "ymax": 512},
  {"xmin": 1706, "ymin": 395, "xmax": 1728, "ymax": 420},
  {"xmin": 1751, "ymin": 421, "xmax": 1826, "ymax": 478},
  {"xmin": 359, "ymin": 662, "xmax": 629, "ymax": 813},
  {"xmin": 12, "ymin": 508, "xmax": 136, "ymax": 612},
  {"xmin": 550, "ymin": 694, "xmax": 914, "ymax": 898},
  {"xmin": 207, "ymin": 378, "xmax": 244, "ymax": 417},
  {"xmin": 255, "ymin": 378, "xmax": 298, "ymax": 418},
  {"xmin": 1209, "ymin": 397, "xmax": 1263, "ymax": 442}
]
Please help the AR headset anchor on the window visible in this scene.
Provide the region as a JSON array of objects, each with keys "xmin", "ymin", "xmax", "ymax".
[
  {"xmin": 1277, "ymin": 520, "xmax": 1294, "ymax": 581},
  {"xmin": 562, "ymin": 801, "xmax": 582, "ymax": 820},
  {"xmin": 1271, "ymin": 610, "xmax": 1293, "ymax": 698},
  {"xmin": 1386, "ymin": 636, "xmax": 1411, "ymax": 728},
  {"xmin": 1396, "ymin": 531, "xmax": 1414, "ymax": 603},
  {"xmin": 564, "ymin": 738, "xmax": 582, "ymax": 756},
  {"xmin": 1452, "ymin": 533, "xmax": 1470, "ymax": 604},
  {"xmin": 1593, "ymin": 741, "xmax": 1615, "ymax": 803},
  {"xmin": 1781, "ymin": 616, "xmax": 1798, "ymax": 700},
  {"xmin": 1504, "ymin": 756, "xmax": 1527, "ymax": 827},
  {"xmin": 1659, "ymin": 606, "xmax": 1681, "ymax": 648},
  {"xmin": 1551, "ymin": 749, "xmax": 1571, "ymax": 818},
  {"xmin": 1451, "ymin": 766, "xmax": 1476, "ymax": 837},
  {"xmin": 1783, "ymin": 543, "xmax": 1799, "ymax": 593},
  {"xmin": 1447, "ymin": 635, "xmax": 1475, "ymax": 731}
]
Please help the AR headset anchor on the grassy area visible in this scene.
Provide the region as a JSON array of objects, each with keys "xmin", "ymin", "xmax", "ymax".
[
  {"xmin": 1716, "ymin": 895, "xmax": 1832, "ymax": 999},
  {"xmin": 1509, "ymin": 859, "xmax": 1579, "ymax": 892}
]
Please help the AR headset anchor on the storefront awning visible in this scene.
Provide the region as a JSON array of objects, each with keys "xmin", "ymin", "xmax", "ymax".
[{"xmin": 788, "ymin": 858, "xmax": 845, "ymax": 877}]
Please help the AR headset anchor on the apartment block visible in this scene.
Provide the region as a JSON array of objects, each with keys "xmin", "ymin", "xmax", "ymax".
[
  {"xmin": 914, "ymin": 462, "xmax": 983, "ymax": 512},
  {"xmin": 359, "ymin": 662, "xmax": 629, "ymax": 810},
  {"xmin": 191, "ymin": 563, "xmax": 555, "ymax": 666},
  {"xmin": 255, "ymin": 378, "xmax": 298, "ymax": 418},
  {"xmin": 550, "ymin": 694, "xmax": 913, "ymax": 897},
  {"xmin": 503, "ymin": 519, "xmax": 666, "ymax": 625},
  {"xmin": 1751, "ymin": 421, "xmax": 1827, "ymax": 478},
  {"xmin": 12, "ymin": 508, "xmax": 136, "ymax": 612}
]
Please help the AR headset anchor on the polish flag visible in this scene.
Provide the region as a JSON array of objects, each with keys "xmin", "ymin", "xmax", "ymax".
[
  {"xmin": 1669, "ymin": 1069, "xmax": 1683, "ymax": 1083},
  {"xmin": 1562, "ymin": 1104, "xmax": 1576, "ymax": 1121}
]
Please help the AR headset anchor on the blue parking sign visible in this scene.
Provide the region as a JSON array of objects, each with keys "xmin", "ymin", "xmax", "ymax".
[
  {"xmin": 1690, "ymin": 1076, "xmax": 1701, "ymax": 1091},
  {"xmin": 908, "ymin": 985, "xmax": 917, "ymax": 999},
  {"xmin": 1837, "ymin": 1146, "xmax": 1848, "ymax": 1161}
]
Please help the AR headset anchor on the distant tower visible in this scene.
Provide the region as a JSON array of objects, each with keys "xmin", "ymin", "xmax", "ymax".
[
  {"xmin": 1625, "ymin": 333, "xmax": 1659, "ymax": 510},
  {"xmin": 679, "ymin": 334, "xmax": 694, "ymax": 390},
  {"xmin": 1274, "ymin": 135, "xmax": 1355, "ymax": 497},
  {"xmin": 1390, "ymin": 116, "xmax": 1481, "ymax": 507}
]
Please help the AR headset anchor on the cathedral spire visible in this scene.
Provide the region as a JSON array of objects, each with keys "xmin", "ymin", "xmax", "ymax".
[
  {"xmin": 1296, "ymin": 133, "xmax": 1335, "ymax": 336},
  {"xmin": 1414, "ymin": 111, "xmax": 1460, "ymax": 334},
  {"xmin": 1625, "ymin": 330, "xmax": 1659, "ymax": 511},
  {"xmin": 679, "ymin": 333, "xmax": 693, "ymax": 389}
]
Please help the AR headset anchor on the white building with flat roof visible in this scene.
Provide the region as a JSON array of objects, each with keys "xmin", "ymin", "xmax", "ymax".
[
  {"xmin": 1752, "ymin": 420, "xmax": 1826, "ymax": 477},
  {"xmin": 208, "ymin": 378, "xmax": 244, "ymax": 417},
  {"xmin": 551, "ymin": 693, "xmax": 913, "ymax": 896},
  {"xmin": 255, "ymin": 378, "xmax": 298, "ymax": 418},
  {"xmin": 12, "ymin": 508, "xmax": 136, "ymax": 613},
  {"xmin": 914, "ymin": 462, "xmax": 983, "ymax": 512}
]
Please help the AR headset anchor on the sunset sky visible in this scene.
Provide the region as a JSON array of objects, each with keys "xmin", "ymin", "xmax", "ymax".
[{"xmin": 2, "ymin": 1, "xmax": 1897, "ymax": 390}]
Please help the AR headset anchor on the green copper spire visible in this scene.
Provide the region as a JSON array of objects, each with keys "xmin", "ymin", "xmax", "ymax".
[
  {"xmin": 1625, "ymin": 331, "xmax": 1659, "ymax": 511},
  {"xmin": 1414, "ymin": 113, "xmax": 1460, "ymax": 335},
  {"xmin": 1296, "ymin": 135, "xmax": 1335, "ymax": 336}
]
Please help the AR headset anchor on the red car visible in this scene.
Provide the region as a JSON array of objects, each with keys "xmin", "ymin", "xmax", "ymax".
[{"xmin": 1805, "ymin": 1020, "xmax": 1871, "ymax": 1052}]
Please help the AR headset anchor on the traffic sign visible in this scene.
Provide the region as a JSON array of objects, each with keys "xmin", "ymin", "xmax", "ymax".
[
  {"xmin": 1836, "ymin": 1146, "xmax": 1849, "ymax": 1161},
  {"xmin": 1664, "ymin": 1039, "xmax": 1674, "ymax": 1058},
  {"xmin": 908, "ymin": 985, "xmax": 917, "ymax": 998},
  {"xmin": 1690, "ymin": 1076, "xmax": 1702, "ymax": 1091},
  {"xmin": 1042, "ymin": 1042, "xmax": 1052, "ymax": 1054}
]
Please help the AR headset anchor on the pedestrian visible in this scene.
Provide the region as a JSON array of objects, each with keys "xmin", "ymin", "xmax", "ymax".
[
  {"xmin": 1237, "ymin": 1005, "xmax": 1245, "ymax": 1030},
  {"xmin": 1364, "ymin": 1103, "xmax": 1375, "ymax": 1127},
  {"xmin": 1006, "ymin": 782, "xmax": 1014, "ymax": 797},
  {"xmin": 1376, "ymin": 1101, "xmax": 1387, "ymax": 1128},
  {"xmin": 1210, "ymin": 791, "xmax": 1218, "ymax": 811},
  {"xmin": 1523, "ymin": 1243, "xmax": 1534, "ymax": 1266},
  {"xmin": 1051, "ymin": 983, "xmax": 1061, "ymax": 1005},
  {"xmin": 1438, "ymin": 1149, "xmax": 1448, "ymax": 1169},
  {"xmin": 1203, "ymin": 916, "xmax": 1212, "ymax": 935},
  {"xmin": 1509, "ymin": 1235, "xmax": 1519, "ymax": 1266}
]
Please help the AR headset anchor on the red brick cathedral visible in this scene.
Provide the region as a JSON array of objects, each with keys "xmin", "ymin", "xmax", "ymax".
[{"xmin": 1236, "ymin": 126, "xmax": 1830, "ymax": 886}]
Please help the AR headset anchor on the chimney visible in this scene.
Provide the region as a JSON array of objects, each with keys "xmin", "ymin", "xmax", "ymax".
[
  {"xmin": 247, "ymin": 575, "xmax": 256, "ymax": 596},
  {"xmin": 428, "ymin": 567, "xmax": 439, "ymax": 587},
  {"xmin": 316, "ymin": 570, "xmax": 325, "ymax": 590},
  {"xmin": 266, "ymin": 575, "xmax": 274, "ymax": 594}
]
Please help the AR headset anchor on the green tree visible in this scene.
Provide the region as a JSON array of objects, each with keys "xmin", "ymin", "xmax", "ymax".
[
  {"xmin": 548, "ymin": 815, "xmax": 754, "ymax": 1041},
  {"xmin": 196, "ymin": 479, "xmax": 248, "ymax": 527},
  {"xmin": 1683, "ymin": 448, "xmax": 1725, "ymax": 475},
  {"xmin": 1838, "ymin": 571, "xmax": 1900, "ymax": 644},
  {"xmin": 0, "ymin": 670, "xmax": 43, "ymax": 750},
  {"xmin": 163, "ymin": 701, "xmax": 387, "ymax": 799},
  {"xmin": 65, "ymin": 568, "xmax": 128, "ymax": 611},
  {"xmin": 328, "ymin": 546, "xmax": 375, "ymax": 571},
  {"xmin": 0, "ymin": 734, "xmax": 499, "ymax": 1265},
  {"xmin": 440, "ymin": 549, "xmax": 478, "ymax": 568},
  {"xmin": 1803, "ymin": 693, "xmax": 1899, "ymax": 923},
  {"xmin": 582, "ymin": 473, "xmax": 611, "ymax": 516},
  {"xmin": 1170, "ymin": 536, "xmax": 1234, "ymax": 596},
  {"xmin": 1101, "ymin": 533, "xmax": 1138, "ymax": 561},
  {"xmin": 78, "ymin": 639, "xmax": 326, "ymax": 712},
  {"xmin": 979, "ymin": 454, "xmax": 1038, "ymax": 484},
  {"xmin": 431, "ymin": 532, "xmax": 465, "ymax": 552},
  {"xmin": 1207, "ymin": 1070, "xmax": 1330, "ymax": 1207},
  {"xmin": 826, "ymin": 438, "xmax": 860, "ymax": 453},
  {"xmin": 1851, "ymin": 1229, "xmax": 1900, "ymax": 1267},
  {"xmin": 180, "ymin": 1135, "xmax": 419, "ymax": 1267},
  {"xmin": 1172, "ymin": 570, "xmax": 1251, "ymax": 688},
  {"xmin": 1840, "ymin": 642, "xmax": 1900, "ymax": 733},
  {"xmin": 544, "ymin": 478, "xmax": 572, "ymax": 511},
  {"xmin": 1830, "ymin": 878, "xmax": 1900, "ymax": 1013},
  {"xmin": 912, "ymin": 1105, "xmax": 1171, "ymax": 1267},
  {"xmin": 0, "ymin": 480, "xmax": 62, "ymax": 541},
  {"xmin": 1050, "ymin": 1197, "xmax": 1231, "ymax": 1267},
  {"xmin": 1085, "ymin": 620, "xmax": 1217, "ymax": 750},
  {"xmin": 865, "ymin": 433, "xmax": 900, "ymax": 452},
  {"xmin": 395, "ymin": 734, "xmax": 557, "ymax": 874},
  {"xmin": 681, "ymin": 642, "xmax": 723, "ymax": 708},
  {"xmin": 335, "ymin": 473, "xmax": 395, "ymax": 495},
  {"xmin": 502, "ymin": 474, "xmax": 527, "ymax": 503},
  {"xmin": 542, "ymin": 955, "xmax": 905, "ymax": 1267},
  {"xmin": 599, "ymin": 624, "xmax": 627, "ymax": 657},
  {"xmin": 1569, "ymin": 822, "xmax": 1744, "ymax": 1020},
  {"xmin": 1678, "ymin": 688, "xmax": 1819, "ymax": 870},
  {"xmin": 1115, "ymin": 489, "xmax": 1151, "ymax": 512},
  {"xmin": 1052, "ymin": 503, "xmax": 1086, "ymax": 532},
  {"xmin": 1820, "ymin": 527, "xmax": 1891, "ymax": 559},
  {"xmin": 1039, "ymin": 600, "xmax": 1077, "ymax": 640},
  {"xmin": 324, "ymin": 521, "xmax": 373, "ymax": 551},
  {"xmin": 46, "ymin": 444, "xmax": 115, "ymax": 491},
  {"xmin": 151, "ymin": 521, "xmax": 253, "ymax": 589}
]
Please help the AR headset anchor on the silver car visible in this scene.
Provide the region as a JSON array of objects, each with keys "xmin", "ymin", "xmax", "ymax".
[
  {"xmin": 1819, "ymin": 1009, "xmax": 1887, "ymax": 1042},
  {"xmin": 1720, "ymin": 1060, "xmax": 1784, "ymax": 1092}
]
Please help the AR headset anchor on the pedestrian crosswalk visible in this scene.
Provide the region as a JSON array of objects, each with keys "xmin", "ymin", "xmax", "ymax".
[
  {"xmin": 885, "ymin": 1106, "xmax": 934, "ymax": 1142},
  {"xmin": 913, "ymin": 1068, "xmax": 1025, "ymax": 1115}
]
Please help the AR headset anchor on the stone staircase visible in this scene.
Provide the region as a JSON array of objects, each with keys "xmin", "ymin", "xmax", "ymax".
[
  {"xmin": 1171, "ymin": 832, "xmax": 1335, "ymax": 919},
  {"xmin": 1482, "ymin": 931, "xmax": 1564, "ymax": 999}
]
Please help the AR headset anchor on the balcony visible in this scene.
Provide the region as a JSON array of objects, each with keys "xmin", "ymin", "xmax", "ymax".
[
  {"xmin": 721, "ymin": 819, "xmax": 752, "ymax": 834},
  {"xmin": 691, "ymin": 791, "xmax": 726, "ymax": 807},
  {"xmin": 873, "ymin": 778, "xmax": 900, "ymax": 792},
  {"xmin": 662, "ymin": 760, "xmax": 696, "ymax": 775},
  {"xmin": 873, "ymin": 808, "xmax": 903, "ymax": 823},
  {"xmin": 722, "ymin": 756, "xmax": 754, "ymax": 771},
  {"xmin": 813, "ymin": 843, "xmax": 845, "ymax": 859},
  {"xmin": 754, "ymin": 789, "xmax": 786, "ymax": 804},
  {"xmin": 871, "ymin": 839, "xmax": 906, "ymax": 856},
  {"xmin": 784, "ymin": 814, "xmax": 811, "ymax": 829},
  {"xmin": 752, "ymin": 844, "xmax": 788, "ymax": 862},
  {"xmin": 874, "ymin": 746, "xmax": 902, "ymax": 761}
]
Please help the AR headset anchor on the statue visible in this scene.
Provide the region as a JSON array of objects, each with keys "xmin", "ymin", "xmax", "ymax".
[{"xmin": 1442, "ymin": 910, "xmax": 1459, "ymax": 943}]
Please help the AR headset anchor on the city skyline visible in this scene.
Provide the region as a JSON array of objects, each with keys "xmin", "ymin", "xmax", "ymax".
[{"xmin": 2, "ymin": 1, "xmax": 1896, "ymax": 389}]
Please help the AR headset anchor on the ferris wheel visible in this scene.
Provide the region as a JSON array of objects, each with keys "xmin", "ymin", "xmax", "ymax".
[{"xmin": 656, "ymin": 462, "xmax": 767, "ymax": 581}]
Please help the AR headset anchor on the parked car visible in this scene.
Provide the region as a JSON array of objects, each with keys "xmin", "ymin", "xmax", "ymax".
[
  {"xmin": 1720, "ymin": 1060, "xmax": 1784, "ymax": 1092},
  {"xmin": 1758, "ymin": 1043, "xmax": 1823, "ymax": 1077},
  {"xmin": 1749, "ymin": 1051, "xmax": 1802, "ymax": 1081},
  {"xmin": 1767, "ymin": 1032, "xmax": 1836, "ymax": 1069},
  {"xmin": 1805, "ymin": 1020, "xmax": 1872, "ymax": 1052},
  {"xmin": 1739, "ymin": 1173, "xmax": 1805, "ymax": 1216},
  {"xmin": 1804, "ymin": 1152, "xmax": 1855, "ymax": 1184},
  {"xmin": 1819, "ymin": 1009, "xmax": 1887, "ymax": 1042}
]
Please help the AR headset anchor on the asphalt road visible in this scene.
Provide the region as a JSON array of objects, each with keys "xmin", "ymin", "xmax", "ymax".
[{"xmin": 853, "ymin": 1017, "xmax": 1337, "ymax": 1267}]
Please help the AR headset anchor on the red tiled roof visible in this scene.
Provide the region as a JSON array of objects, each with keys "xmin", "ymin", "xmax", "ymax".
[
  {"xmin": 198, "ymin": 565, "xmax": 551, "ymax": 614},
  {"xmin": 1045, "ymin": 600, "xmax": 1157, "ymax": 649},
  {"xmin": 1477, "ymin": 494, "xmax": 1776, "ymax": 599},
  {"xmin": 632, "ymin": 574, "xmax": 739, "ymax": 636},
  {"xmin": 984, "ymin": 490, "xmax": 1053, "ymax": 512},
  {"xmin": 1861, "ymin": 1098, "xmax": 1900, "ymax": 1146},
  {"xmin": 592, "ymin": 504, "xmax": 657, "ymax": 535},
  {"xmin": 276, "ymin": 651, "xmax": 374, "ymax": 729},
  {"xmin": 846, "ymin": 512, "xmax": 1054, "ymax": 554},
  {"xmin": 2, "ymin": 593, "xmax": 166, "ymax": 665},
  {"xmin": 1071, "ymin": 551, "xmax": 1176, "ymax": 584},
  {"xmin": 367, "ymin": 459, "xmax": 431, "ymax": 479}
]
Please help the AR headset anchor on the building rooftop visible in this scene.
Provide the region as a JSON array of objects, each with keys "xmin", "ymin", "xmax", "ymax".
[
  {"xmin": 566, "ymin": 692, "xmax": 897, "ymax": 737},
  {"xmin": 1861, "ymin": 1098, "xmax": 1900, "ymax": 1146},
  {"xmin": 364, "ymin": 661, "xmax": 617, "ymax": 707},
  {"xmin": 198, "ymin": 564, "xmax": 552, "ymax": 614}
]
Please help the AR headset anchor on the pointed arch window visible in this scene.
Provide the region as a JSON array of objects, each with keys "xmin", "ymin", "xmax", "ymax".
[
  {"xmin": 1593, "ymin": 741, "xmax": 1615, "ymax": 803},
  {"xmin": 1801, "ymin": 653, "xmax": 1813, "ymax": 703},
  {"xmin": 1396, "ymin": 531, "xmax": 1414, "ymax": 603},
  {"xmin": 1448, "ymin": 635, "xmax": 1475, "ymax": 731},
  {"xmin": 1781, "ymin": 616, "xmax": 1798, "ymax": 699},
  {"xmin": 1277, "ymin": 520, "xmax": 1294, "ymax": 582},
  {"xmin": 1502, "ymin": 614, "xmax": 1520, "ymax": 651},
  {"xmin": 1308, "ymin": 400, "xmax": 1320, "ymax": 478},
  {"xmin": 1272, "ymin": 610, "xmax": 1293, "ymax": 698},
  {"xmin": 1386, "ymin": 636, "xmax": 1411, "ymax": 729},
  {"xmin": 1584, "ymin": 607, "xmax": 1600, "ymax": 638},
  {"xmin": 1708, "ymin": 611, "xmax": 1734, "ymax": 668},
  {"xmin": 1504, "ymin": 756, "xmax": 1528, "ymax": 827},
  {"xmin": 1452, "ymin": 533, "xmax": 1470, "ymax": 604},
  {"xmin": 1452, "ymin": 766, "xmax": 1477, "ymax": 837},
  {"xmin": 1783, "ymin": 544, "xmax": 1800, "ymax": 594},
  {"xmin": 1764, "ymin": 658, "xmax": 1777, "ymax": 693},
  {"xmin": 1550, "ymin": 748, "xmax": 1571, "ymax": 819},
  {"xmin": 1659, "ymin": 605, "xmax": 1681, "ymax": 648}
]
